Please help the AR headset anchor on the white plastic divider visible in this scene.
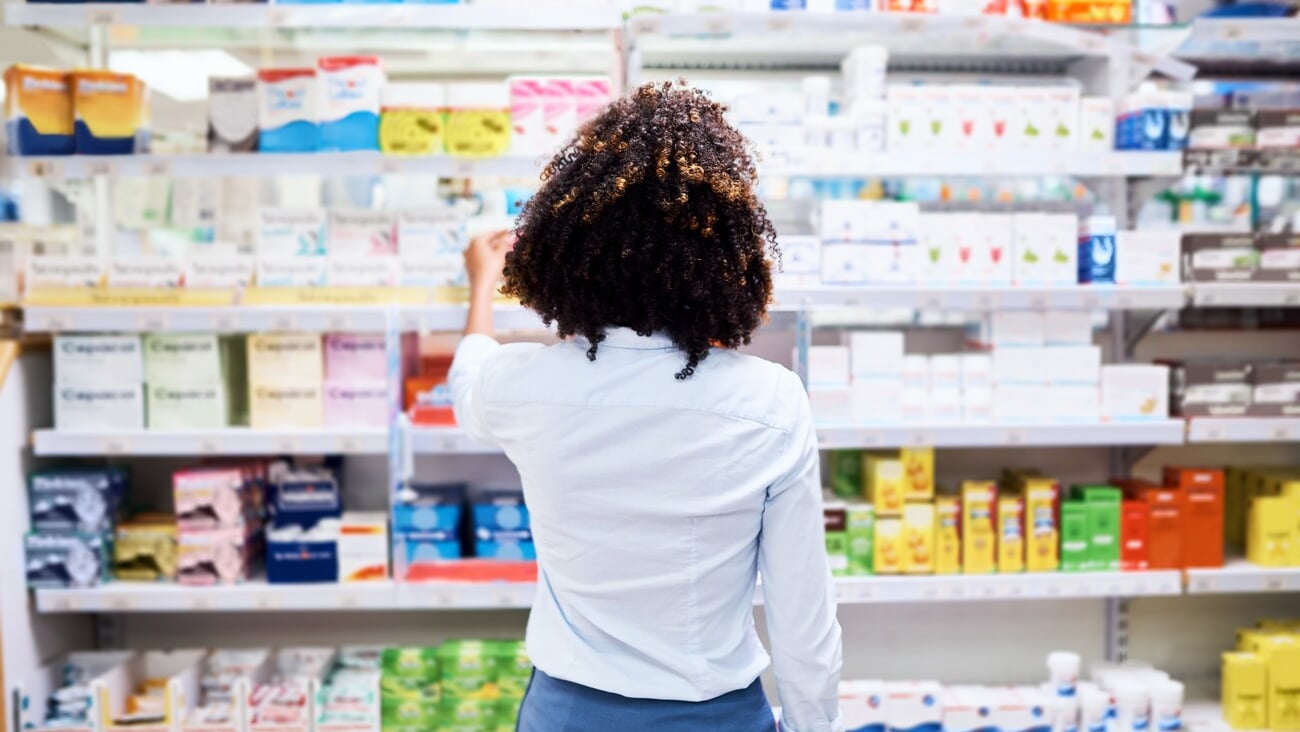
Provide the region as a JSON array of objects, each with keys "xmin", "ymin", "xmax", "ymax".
[
  {"xmin": 816, "ymin": 420, "xmax": 1187, "ymax": 450},
  {"xmin": 31, "ymin": 429, "xmax": 390, "ymax": 457},
  {"xmin": 23, "ymin": 305, "xmax": 548, "ymax": 334},
  {"xmin": 1185, "ymin": 561, "xmax": 1300, "ymax": 595},
  {"xmin": 1186, "ymin": 417, "xmax": 1300, "ymax": 444},
  {"xmin": 759, "ymin": 150, "xmax": 1185, "ymax": 178},
  {"xmin": 34, "ymin": 571, "xmax": 1184, "ymax": 613},
  {"xmin": 772, "ymin": 285, "xmax": 1188, "ymax": 311},
  {"xmin": 1189, "ymin": 282, "xmax": 1300, "ymax": 308},
  {"xmin": 2, "ymin": 2, "xmax": 624, "ymax": 29}
]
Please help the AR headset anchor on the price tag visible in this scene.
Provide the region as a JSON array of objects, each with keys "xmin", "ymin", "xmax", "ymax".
[
  {"xmin": 326, "ymin": 313, "xmax": 352, "ymax": 331},
  {"xmin": 51, "ymin": 596, "xmax": 79, "ymax": 612},
  {"xmin": 922, "ymin": 296, "xmax": 942, "ymax": 310},
  {"xmin": 1046, "ymin": 584, "xmax": 1062, "ymax": 597},
  {"xmin": 452, "ymin": 160, "xmax": 476, "ymax": 177},
  {"xmin": 766, "ymin": 16, "xmax": 793, "ymax": 31},
  {"xmin": 1082, "ymin": 294, "xmax": 1102, "ymax": 309},
  {"xmin": 190, "ymin": 596, "xmax": 214, "ymax": 610},
  {"xmin": 143, "ymin": 159, "xmax": 172, "ymax": 178},
  {"xmin": 1272, "ymin": 427, "xmax": 1293, "ymax": 441},
  {"xmin": 101, "ymin": 437, "xmax": 131, "ymax": 455},
  {"xmin": 1133, "ymin": 581, "xmax": 1149, "ymax": 595},
  {"xmin": 1117, "ymin": 295, "xmax": 1135, "ymax": 308},
  {"xmin": 975, "ymin": 294, "xmax": 996, "ymax": 309},
  {"xmin": 1199, "ymin": 293, "xmax": 1216, "ymax": 306},
  {"xmin": 1008, "ymin": 585, "xmax": 1023, "ymax": 597},
  {"xmin": 1028, "ymin": 295, "xmax": 1047, "ymax": 309},
  {"xmin": 27, "ymin": 159, "xmax": 63, "ymax": 178},
  {"xmin": 497, "ymin": 592, "xmax": 519, "ymax": 607},
  {"xmin": 922, "ymin": 586, "xmax": 939, "ymax": 600},
  {"xmin": 85, "ymin": 159, "xmax": 116, "ymax": 177},
  {"xmin": 1265, "ymin": 577, "xmax": 1284, "ymax": 592},
  {"xmin": 137, "ymin": 313, "xmax": 170, "ymax": 331},
  {"xmin": 842, "ymin": 297, "xmax": 863, "ymax": 308},
  {"xmin": 435, "ymin": 592, "xmax": 455, "ymax": 607},
  {"xmin": 43, "ymin": 315, "xmax": 70, "ymax": 332},
  {"xmin": 1204, "ymin": 427, "xmax": 1224, "ymax": 441},
  {"xmin": 380, "ymin": 158, "xmax": 403, "ymax": 176},
  {"xmin": 400, "ymin": 314, "xmax": 421, "ymax": 332},
  {"xmin": 899, "ymin": 17, "xmax": 926, "ymax": 33},
  {"xmin": 272, "ymin": 314, "xmax": 297, "ymax": 331},
  {"xmin": 266, "ymin": 8, "xmax": 289, "ymax": 26},
  {"xmin": 981, "ymin": 585, "xmax": 996, "ymax": 598},
  {"xmin": 197, "ymin": 439, "xmax": 220, "ymax": 455},
  {"xmin": 210, "ymin": 313, "xmax": 236, "ymax": 331},
  {"xmin": 255, "ymin": 595, "xmax": 281, "ymax": 610},
  {"xmin": 632, "ymin": 17, "xmax": 662, "ymax": 34},
  {"xmin": 1222, "ymin": 23, "xmax": 1243, "ymax": 39},
  {"xmin": 439, "ymin": 436, "xmax": 461, "ymax": 453},
  {"xmin": 961, "ymin": 16, "xmax": 986, "ymax": 29},
  {"xmin": 906, "ymin": 432, "xmax": 932, "ymax": 447},
  {"xmin": 1192, "ymin": 579, "xmax": 1210, "ymax": 593},
  {"xmin": 86, "ymin": 6, "xmax": 120, "ymax": 24},
  {"xmin": 275, "ymin": 437, "xmax": 302, "ymax": 454},
  {"xmin": 340, "ymin": 594, "xmax": 360, "ymax": 608},
  {"xmin": 1282, "ymin": 292, "xmax": 1300, "ymax": 306},
  {"xmin": 1004, "ymin": 430, "xmax": 1025, "ymax": 445},
  {"xmin": 1107, "ymin": 582, "xmax": 1122, "ymax": 596},
  {"xmin": 949, "ymin": 586, "xmax": 965, "ymax": 599},
  {"xmin": 339, "ymin": 437, "xmax": 362, "ymax": 453},
  {"xmin": 1133, "ymin": 52, "xmax": 1155, "ymax": 67},
  {"xmin": 108, "ymin": 596, "xmax": 134, "ymax": 611}
]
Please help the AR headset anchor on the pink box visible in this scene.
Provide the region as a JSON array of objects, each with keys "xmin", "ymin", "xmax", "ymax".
[
  {"xmin": 543, "ymin": 78, "xmax": 576, "ymax": 148},
  {"xmin": 174, "ymin": 467, "xmax": 256, "ymax": 532},
  {"xmin": 574, "ymin": 77, "xmax": 612, "ymax": 123},
  {"xmin": 323, "ymin": 333, "xmax": 387, "ymax": 382},
  {"xmin": 178, "ymin": 527, "xmax": 257, "ymax": 586},
  {"xmin": 323, "ymin": 381, "xmax": 389, "ymax": 428}
]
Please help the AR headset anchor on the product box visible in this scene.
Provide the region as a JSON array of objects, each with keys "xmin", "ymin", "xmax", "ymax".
[
  {"xmin": 993, "ymin": 348, "xmax": 1051, "ymax": 385},
  {"xmin": 1078, "ymin": 96, "xmax": 1114, "ymax": 151},
  {"xmin": 323, "ymin": 381, "xmax": 388, "ymax": 429},
  {"xmin": 840, "ymin": 681, "xmax": 887, "ymax": 732},
  {"xmin": 317, "ymin": 56, "xmax": 383, "ymax": 152},
  {"xmin": 829, "ymin": 450, "xmax": 864, "ymax": 500},
  {"xmin": 54, "ymin": 334, "xmax": 143, "ymax": 386},
  {"xmin": 997, "ymin": 497, "xmax": 1025, "ymax": 573},
  {"xmin": 1101, "ymin": 365, "xmax": 1169, "ymax": 421},
  {"xmin": 1116, "ymin": 230, "xmax": 1180, "ymax": 286},
  {"xmin": 147, "ymin": 382, "xmax": 229, "ymax": 430},
  {"xmin": 174, "ymin": 467, "xmax": 254, "ymax": 532},
  {"xmin": 934, "ymin": 496, "xmax": 961, "ymax": 575},
  {"xmin": 267, "ymin": 530, "xmax": 339, "ymax": 584},
  {"xmin": 54, "ymin": 383, "xmax": 145, "ymax": 432},
  {"xmin": 959, "ymin": 354, "xmax": 991, "ymax": 389},
  {"xmin": 1074, "ymin": 485, "xmax": 1121, "ymax": 571},
  {"xmin": 71, "ymin": 69, "xmax": 147, "ymax": 155},
  {"xmin": 379, "ymin": 82, "xmax": 444, "ymax": 156},
  {"xmin": 902, "ymin": 502, "xmax": 935, "ymax": 575},
  {"xmin": 810, "ymin": 388, "xmax": 853, "ymax": 424},
  {"xmin": 928, "ymin": 386, "xmax": 962, "ymax": 422},
  {"xmin": 28, "ymin": 468, "xmax": 125, "ymax": 535},
  {"xmin": 1077, "ymin": 216, "xmax": 1117, "ymax": 284},
  {"xmin": 1173, "ymin": 361, "xmax": 1253, "ymax": 417},
  {"xmin": 884, "ymin": 681, "xmax": 943, "ymax": 732},
  {"xmin": 1120, "ymin": 501, "xmax": 1149, "ymax": 571},
  {"xmin": 849, "ymin": 331, "xmax": 905, "ymax": 380},
  {"xmin": 1256, "ymin": 234, "xmax": 1300, "ymax": 283},
  {"xmin": 209, "ymin": 76, "xmax": 258, "ymax": 153},
  {"xmin": 322, "ymin": 333, "xmax": 387, "ymax": 383},
  {"xmin": 185, "ymin": 253, "xmax": 256, "ymax": 290},
  {"xmin": 1044, "ymin": 310, "xmax": 1093, "ymax": 346},
  {"xmin": 1249, "ymin": 362, "xmax": 1300, "ymax": 417},
  {"xmin": 874, "ymin": 517, "xmax": 904, "ymax": 574},
  {"xmin": 395, "ymin": 528, "xmax": 461, "ymax": 566},
  {"xmin": 1246, "ymin": 496, "xmax": 1294, "ymax": 567},
  {"xmin": 1181, "ymin": 233, "xmax": 1259, "ymax": 282},
  {"xmin": 807, "ymin": 346, "xmax": 852, "ymax": 389},
  {"xmin": 25, "ymin": 532, "xmax": 107, "ymax": 588},
  {"xmin": 247, "ymin": 332, "xmax": 323, "ymax": 384},
  {"xmin": 258, "ymin": 208, "xmax": 327, "ymax": 258},
  {"xmin": 327, "ymin": 254, "xmax": 399, "ymax": 288},
  {"xmin": 1019, "ymin": 477, "xmax": 1060, "ymax": 572},
  {"xmin": 1262, "ymin": 640, "xmax": 1300, "ymax": 730},
  {"xmin": 113, "ymin": 516, "xmax": 178, "ymax": 582},
  {"xmin": 475, "ymin": 539, "xmax": 536, "ymax": 561},
  {"xmin": 1188, "ymin": 109, "xmax": 1256, "ymax": 150},
  {"xmin": 963, "ymin": 386, "xmax": 994, "ymax": 422},
  {"xmin": 471, "ymin": 487, "xmax": 530, "ymax": 533},
  {"xmin": 1256, "ymin": 110, "xmax": 1300, "ymax": 149},
  {"xmin": 825, "ymin": 503, "xmax": 849, "ymax": 577},
  {"xmin": 328, "ymin": 209, "xmax": 396, "ymax": 258},
  {"xmin": 250, "ymin": 382, "xmax": 324, "ymax": 429},
  {"xmin": 852, "ymin": 379, "xmax": 905, "ymax": 422},
  {"xmin": 1222, "ymin": 652, "xmax": 1268, "ymax": 731},
  {"xmin": 143, "ymin": 333, "xmax": 222, "ymax": 386},
  {"xmin": 4, "ymin": 65, "xmax": 74, "ymax": 156},
  {"xmin": 866, "ymin": 455, "xmax": 905, "ymax": 517},
  {"xmin": 990, "ymin": 311, "xmax": 1046, "ymax": 347},
  {"xmin": 1059, "ymin": 501, "xmax": 1090, "ymax": 572},
  {"xmin": 1164, "ymin": 466, "xmax": 1225, "ymax": 568},
  {"xmin": 178, "ymin": 527, "xmax": 256, "ymax": 586},
  {"xmin": 1011, "ymin": 213, "xmax": 1078, "ymax": 286},
  {"xmin": 847, "ymin": 503, "xmax": 875, "ymax": 576},
  {"xmin": 772, "ymin": 235, "xmax": 822, "ymax": 290},
  {"xmin": 961, "ymin": 481, "xmax": 997, "ymax": 574},
  {"xmin": 393, "ymin": 482, "xmax": 464, "ymax": 537},
  {"xmin": 257, "ymin": 68, "xmax": 318, "ymax": 153}
]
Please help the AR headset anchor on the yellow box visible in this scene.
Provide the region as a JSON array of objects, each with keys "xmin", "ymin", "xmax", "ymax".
[
  {"xmin": 1222, "ymin": 652, "xmax": 1268, "ymax": 731},
  {"xmin": 998, "ymin": 497, "xmax": 1025, "ymax": 574},
  {"xmin": 1247, "ymin": 496, "xmax": 1295, "ymax": 568},
  {"xmin": 902, "ymin": 503, "xmax": 935, "ymax": 574},
  {"xmin": 247, "ymin": 332, "xmax": 323, "ymax": 385},
  {"xmin": 1263, "ymin": 639, "xmax": 1300, "ymax": 731},
  {"xmin": 866, "ymin": 455, "xmax": 905, "ymax": 517},
  {"xmin": 899, "ymin": 447, "xmax": 934, "ymax": 502},
  {"xmin": 249, "ymin": 381, "xmax": 323, "ymax": 429},
  {"xmin": 961, "ymin": 481, "xmax": 997, "ymax": 575},
  {"xmin": 934, "ymin": 496, "xmax": 961, "ymax": 575},
  {"xmin": 874, "ymin": 518, "xmax": 904, "ymax": 575},
  {"xmin": 1021, "ymin": 477, "xmax": 1060, "ymax": 572}
]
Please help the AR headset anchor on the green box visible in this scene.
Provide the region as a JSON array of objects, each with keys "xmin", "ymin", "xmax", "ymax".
[
  {"xmin": 824, "ymin": 503, "xmax": 849, "ymax": 577},
  {"xmin": 1060, "ymin": 501, "xmax": 1090, "ymax": 572},
  {"xmin": 1074, "ymin": 485, "xmax": 1122, "ymax": 571},
  {"xmin": 829, "ymin": 450, "xmax": 863, "ymax": 499},
  {"xmin": 846, "ymin": 503, "xmax": 875, "ymax": 576},
  {"xmin": 382, "ymin": 647, "xmax": 439, "ymax": 683}
]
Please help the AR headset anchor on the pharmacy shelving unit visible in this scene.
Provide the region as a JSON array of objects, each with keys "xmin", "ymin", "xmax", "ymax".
[
  {"xmin": 3, "ymin": 5, "xmax": 1298, "ymax": 714},
  {"xmin": 1186, "ymin": 418, "xmax": 1300, "ymax": 444},
  {"xmin": 1189, "ymin": 282, "xmax": 1300, "ymax": 309},
  {"xmin": 1185, "ymin": 561, "xmax": 1300, "ymax": 595}
]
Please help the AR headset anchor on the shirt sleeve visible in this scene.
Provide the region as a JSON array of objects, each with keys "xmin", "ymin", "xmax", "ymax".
[
  {"xmin": 759, "ymin": 374, "xmax": 843, "ymax": 732},
  {"xmin": 449, "ymin": 333, "xmax": 502, "ymax": 445}
]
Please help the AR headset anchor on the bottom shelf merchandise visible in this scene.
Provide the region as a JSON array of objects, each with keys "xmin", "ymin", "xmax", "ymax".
[
  {"xmin": 1221, "ymin": 617, "xmax": 1300, "ymax": 731},
  {"xmin": 14, "ymin": 640, "xmax": 532, "ymax": 732}
]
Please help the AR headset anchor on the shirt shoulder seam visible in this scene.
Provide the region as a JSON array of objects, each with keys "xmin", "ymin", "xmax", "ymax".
[{"xmin": 481, "ymin": 398, "xmax": 793, "ymax": 433}]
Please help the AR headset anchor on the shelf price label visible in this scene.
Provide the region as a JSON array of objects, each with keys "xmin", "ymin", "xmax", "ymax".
[
  {"xmin": 190, "ymin": 596, "xmax": 215, "ymax": 610},
  {"xmin": 1003, "ymin": 430, "xmax": 1025, "ymax": 445},
  {"xmin": 196, "ymin": 439, "xmax": 221, "ymax": 455},
  {"xmin": 85, "ymin": 160, "xmax": 116, "ymax": 178},
  {"xmin": 136, "ymin": 313, "xmax": 170, "ymax": 331},
  {"xmin": 27, "ymin": 159, "xmax": 63, "ymax": 178},
  {"xmin": 1264, "ymin": 577, "xmax": 1284, "ymax": 592},
  {"xmin": 100, "ymin": 437, "xmax": 131, "ymax": 455},
  {"xmin": 86, "ymin": 6, "xmax": 120, "ymax": 25}
]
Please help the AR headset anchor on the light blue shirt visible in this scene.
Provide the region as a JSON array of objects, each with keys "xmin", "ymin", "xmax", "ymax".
[{"xmin": 450, "ymin": 328, "xmax": 843, "ymax": 732}]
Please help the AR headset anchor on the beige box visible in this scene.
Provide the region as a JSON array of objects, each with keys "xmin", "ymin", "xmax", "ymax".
[
  {"xmin": 249, "ymin": 381, "xmax": 323, "ymax": 429},
  {"xmin": 1101, "ymin": 365, "xmax": 1170, "ymax": 420},
  {"xmin": 247, "ymin": 333, "xmax": 323, "ymax": 385}
]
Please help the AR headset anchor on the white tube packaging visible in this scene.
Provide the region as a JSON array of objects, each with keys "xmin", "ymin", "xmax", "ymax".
[
  {"xmin": 1079, "ymin": 687, "xmax": 1110, "ymax": 732},
  {"xmin": 1150, "ymin": 681, "xmax": 1184, "ymax": 732},
  {"xmin": 1112, "ymin": 684, "xmax": 1150, "ymax": 732},
  {"xmin": 1048, "ymin": 651, "xmax": 1082, "ymax": 697}
]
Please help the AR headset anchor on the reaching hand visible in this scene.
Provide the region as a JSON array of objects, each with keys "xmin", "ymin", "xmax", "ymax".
[{"xmin": 464, "ymin": 230, "xmax": 515, "ymax": 297}]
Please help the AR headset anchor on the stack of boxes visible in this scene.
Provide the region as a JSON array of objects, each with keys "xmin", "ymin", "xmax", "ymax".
[
  {"xmin": 818, "ymin": 200, "xmax": 921, "ymax": 286},
  {"xmin": 472, "ymin": 488, "xmax": 534, "ymax": 561},
  {"xmin": 1170, "ymin": 360, "xmax": 1300, "ymax": 418},
  {"xmin": 393, "ymin": 483, "xmax": 466, "ymax": 573},
  {"xmin": 382, "ymin": 642, "xmax": 531, "ymax": 732},
  {"xmin": 322, "ymin": 334, "xmax": 389, "ymax": 429},
  {"xmin": 24, "ymin": 468, "xmax": 125, "ymax": 588},
  {"xmin": 113, "ymin": 512, "xmax": 178, "ymax": 582},
  {"xmin": 53, "ymin": 335, "xmax": 145, "ymax": 432},
  {"xmin": 248, "ymin": 333, "xmax": 324, "ymax": 429},
  {"xmin": 1188, "ymin": 107, "xmax": 1300, "ymax": 172},
  {"xmin": 265, "ymin": 464, "xmax": 342, "ymax": 584},
  {"xmin": 826, "ymin": 447, "xmax": 932, "ymax": 576},
  {"xmin": 1222, "ymin": 619, "xmax": 1300, "ymax": 731},
  {"xmin": 1226, "ymin": 466, "xmax": 1300, "ymax": 568},
  {"xmin": 174, "ymin": 464, "xmax": 264, "ymax": 586},
  {"xmin": 143, "ymin": 333, "xmax": 247, "ymax": 430}
]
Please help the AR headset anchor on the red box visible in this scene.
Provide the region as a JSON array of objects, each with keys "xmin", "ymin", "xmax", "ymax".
[
  {"xmin": 1121, "ymin": 500, "xmax": 1150, "ymax": 571},
  {"xmin": 1115, "ymin": 479, "xmax": 1184, "ymax": 569},
  {"xmin": 1163, "ymin": 467, "xmax": 1225, "ymax": 568}
]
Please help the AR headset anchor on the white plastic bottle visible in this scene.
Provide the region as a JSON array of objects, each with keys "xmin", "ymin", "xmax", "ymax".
[
  {"xmin": 1048, "ymin": 651, "xmax": 1082, "ymax": 697},
  {"xmin": 1080, "ymin": 687, "xmax": 1110, "ymax": 732},
  {"xmin": 1051, "ymin": 694, "xmax": 1081, "ymax": 732},
  {"xmin": 1113, "ymin": 684, "xmax": 1151, "ymax": 732},
  {"xmin": 1150, "ymin": 681, "xmax": 1184, "ymax": 732}
]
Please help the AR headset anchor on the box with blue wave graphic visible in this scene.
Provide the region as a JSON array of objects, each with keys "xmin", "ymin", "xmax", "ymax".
[
  {"xmin": 318, "ymin": 56, "xmax": 383, "ymax": 152},
  {"xmin": 257, "ymin": 68, "xmax": 318, "ymax": 153}
]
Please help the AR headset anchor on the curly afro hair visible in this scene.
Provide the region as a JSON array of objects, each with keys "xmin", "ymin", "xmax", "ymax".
[{"xmin": 503, "ymin": 81, "xmax": 779, "ymax": 381}]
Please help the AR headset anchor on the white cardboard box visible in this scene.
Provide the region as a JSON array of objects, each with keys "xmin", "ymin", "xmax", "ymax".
[
  {"xmin": 339, "ymin": 511, "xmax": 390, "ymax": 583},
  {"xmin": 990, "ymin": 312, "xmax": 1046, "ymax": 346},
  {"xmin": 1101, "ymin": 364, "xmax": 1170, "ymax": 420},
  {"xmin": 1044, "ymin": 310, "xmax": 1094, "ymax": 346},
  {"xmin": 55, "ymin": 383, "xmax": 145, "ymax": 431},
  {"xmin": 849, "ymin": 331, "xmax": 905, "ymax": 379},
  {"xmin": 851, "ymin": 379, "xmax": 905, "ymax": 422},
  {"xmin": 807, "ymin": 346, "xmax": 851, "ymax": 389},
  {"xmin": 54, "ymin": 335, "xmax": 143, "ymax": 386},
  {"xmin": 1116, "ymin": 230, "xmax": 1181, "ymax": 286}
]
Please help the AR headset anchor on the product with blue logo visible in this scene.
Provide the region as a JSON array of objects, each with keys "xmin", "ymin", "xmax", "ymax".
[
  {"xmin": 471, "ymin": 486, "xmax": 533, "ymax": 561},
  {"xmin": 257, "ymin": 68, "xmax": 319, "ymax": 153},
  {"xmin": 317, "ymin": 56, "xmax": 383, "ymax": 152},
  {"xmin": 1077, "ymin": 216, "xmax": 1117, "ymax": 284},
  {"xmin": 394, "ymin": 482, "xmax": 465, "ymax": 562}
]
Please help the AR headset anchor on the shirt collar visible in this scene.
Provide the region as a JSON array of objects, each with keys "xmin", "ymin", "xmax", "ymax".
[{"xmin": 595, "ymin": 327, "xmax": 677, "ymax": 350}]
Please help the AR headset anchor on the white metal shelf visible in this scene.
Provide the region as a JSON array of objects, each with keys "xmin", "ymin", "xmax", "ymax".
[
  {"xmin": 1185, "ymin": 560, "xmax": 1300, "ymax": 595},
  {"xmin": 1189, "ymin": 282, "xmax": 1300, "ymax": 308},
  {"xmin": 1, "ymin": 150, "xmax": 1185, "ymax": 181},
  {"xmin": 34, "ymin": 571, "xmax": 1182, "ymax": 613},
  {"xmin": 1186, "ymin": 417, "xmax": 1300, "ymax": 444},
  {"xmin": 23, "ymin": 304, "xmax": 547, "ymax": 334},
  {"xmin": 816, "ymin": 420, "xmax": 1187, "ymax": 449},
  {"xmin": 410, "ymin": 426, "xmax": 506, "ymax": 455},
  {"xmin": 31, "ymin": 429, "xmax": 390, "ymax": 457},
  {"xmin": 773, "ymin": 285, "xmax": 1186, "ymax": 311},
  {"xmin": 2, "ymin": 2, "xmax": 623, "ymax": 29},
  {"xmin": 1, "ymin": 153, "xmax": 544, "ymax": 181}
]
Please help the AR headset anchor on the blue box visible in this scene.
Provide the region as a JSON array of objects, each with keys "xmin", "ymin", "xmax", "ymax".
[
  {"xmin": 396, "ymin": 529, "xmax": 461, "ymax": 562},
  {"xmin": 1078, "ymin": 217, "xmax": 1117, "ymax": 284},
  {"xmin": 470, "ymin": 487, "xmax": 529, "ymax": 532},
  {"xmin": 269, "ymin": 472, "xmax": 341, "ymax": 530},
  {"xmin": 394, "ymin": 483, "xmax": 465, "ymax": 534},
  {"xmin": 475, "ymin": 540, "xmax": 536, "ymax": 561},
  {"xmin": 25, "ymin": 533, "xmax": 108, "ymax": 588},
  {"xmin": 29, "ymin": 468, "xmax": 126, "ymax": 534},
  {"xmin": 266, "ymin": 539, "xmax": 338, "ymax": 583},
  {"xmin": 475, "ymin": 527, "xmax": 533, "ymax": 543}
]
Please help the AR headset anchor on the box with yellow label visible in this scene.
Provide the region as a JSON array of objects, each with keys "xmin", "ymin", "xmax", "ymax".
[
  {"xmin": 874, "ymin": 518, "xmax": 904, "ymax": 575},
  {"xmin": 249, "ymin": 382, "xmax": 323, "ymax": 429},
  {"xmin": 1222, "ymin": 652, "xmax": 1268, "ymax": 731},
  {"xmin": 902, "ymin": 503, "xmax": 935, "ymax": 574},
  {"xmin": 1247, "ymin": 496, "xmax": 1295, "ymax": 568},
  {"xmin": 866, "ymin": 455, "xmax": 905, "ymax": 517},
  {"xmin": 247, "ymin": 333, "xmax": 323, "ymax": 385},
  {"xmin": 961, "ymin": 481, "xmax": 997, "ymax": 574},
  {"xmin": 1021, "ymin": 478, "xmax": 1060, "ymax": 572},
  {"xmin": 1262, "ymin": 638, "xmax": 1300, "ymax": 731},
  {"xmin": 5, "ymin": 65, "xmax": 74, "ymax": 155},
  {"xmin": 934, "ymin": 496, "xmax": 961, "ymax": 575},
  {"xmin": 998, "ymin": 497, "xmax": 1025, "ymax": 573},
  {"xmin": 900, "ymin": 447, "xmax": 934, "ymax": 502},
  {"xmin": 71, "ymin": 69, "xmax": 147, "ymax": 155}
]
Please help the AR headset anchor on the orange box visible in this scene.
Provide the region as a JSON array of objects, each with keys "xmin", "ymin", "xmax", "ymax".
[
  {"xmin": 1121, "ymin": 501, "xmax": 1149, "ymax": 571},
  {"xmin": 1165, "ymin": 467, "xmax": 1224, "ymax": 568},
  {"xmin": 1046, "ymin": 0, "xmax": 1130, "ymax": 23}
]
